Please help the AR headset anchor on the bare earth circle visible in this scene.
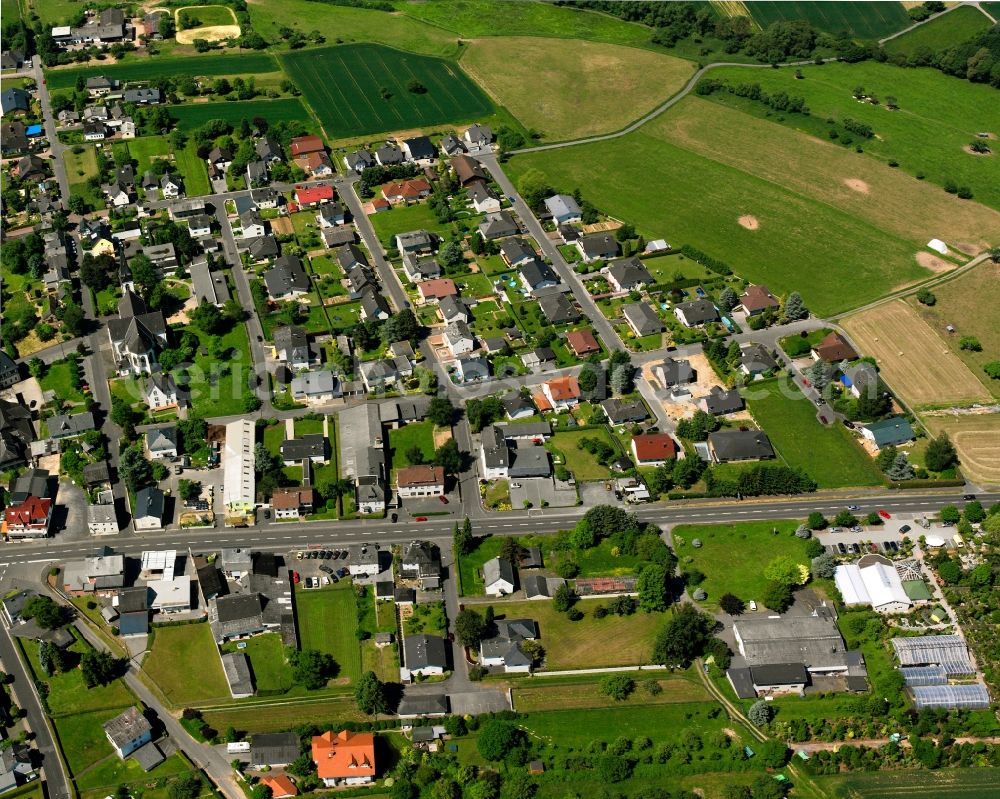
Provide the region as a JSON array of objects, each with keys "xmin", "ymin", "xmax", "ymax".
[
  {"xmin": 844, "ymin": 178, "xmax": 870, "ymax": 194},
  {"xmin": 962, "ymin": 145, "xmax": 992, "ymax": 157},
  {"xmin": 915, "ymin": 252, "xmax": 954, "ymax": 273},
  {"xmin": 175, "ymin": 24, "xmax": 241, "ymax": 44},
  {"xmin": 738, "ymin": 215, "xmax": 759, "ymax": 231}
]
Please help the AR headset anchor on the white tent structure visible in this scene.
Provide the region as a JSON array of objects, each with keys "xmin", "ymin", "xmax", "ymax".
[
  {"xmin": 835, "ymin": 559, "xmax": 911, "ymax": 613},
  {"xmin": 927, "ymin": 238, "xmax": 948, "ymax": 255}
]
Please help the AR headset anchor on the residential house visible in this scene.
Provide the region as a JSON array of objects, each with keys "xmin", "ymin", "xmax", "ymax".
[
  {"xmin": 575, "ymin": 233, "xmax": 619, "ymax": 263},
  {"xmin": 187, "ymin": 214, "xmax": 213, "ymax": 237},
  {"xmin": 468, "ymin": 183, "xmax": 501, "ymax": 213},
  {"xmin": 566, "ymin": 328, "xmax": 600, "ymax": 357},
  {"xmin": 146, "ymin": 426, "xmax": 178, "ymax": 460},
  {"xmin": 190, "ymin": 259, "xmax": 231, "ymax": 307},
  {"xmin": 453, "ymin": 355, "xmax": 490, "ymax": 383},
  {"xmin": 402, "ymin": 635, "xmax": 448, "ymax": 679},
  {"xmin": 0, "ymin": 352, "xmax": 20, "ymax": 389},
  {"xmin": 338, "ymin": 244, "xmax": 370, "ymax": 274},
  {"xmin": 631, "ymin": 433, "xmax": 677, "ymax": 466},
  {"xmin": 256, "ymin": 136, "xmax": 283, "ymax": 162},
  {"xmin": 401, "ymin": 541, "xmax": 442, "ymax": 588},
  {"xmin": 123, "ymin": 87, "xmax": 162, "ymax": 105},
  {"xmin": 438, "ymin": 295, "xmax": 468, "ymax": 324},
  {"xmin": 402, "ymin": 135, "xmax": 435, "ymax": 164},
  {"xmin": 298, "ymin": 151, "xmax": 334, "ymax": 179},
  {"xmin": 83, "ymin": 461, "xmax": 112, "ymax": 489},
  {"xmin": 209, "ymin": 592, "xmax": 270, "ymax": 642},
  {"xmin": 271, "ymin": 488, "xmax": 315, "ymax": 521},
  {"xmin": 0, "ymin": 399, "xmax": 35, "ymax": 469},
  {"xmin": 289, "ymin": 135, "xmax": 324, "ymax": 158},
  {"xmin": 653, "ymin": 357, "xmax": 696, "ymax": 389},
  {"xmin": 360, "ymin": 289, "xmax": 391, "ymax": 322},
  {"xmin": 291, "ymin": 370, "xmax": 342, "ymax": 404},
  {"xmin": 103, "ymin": 708, "xmax": 152, "ymax": 759},
  {"xmin": 4, "ymin": 496, "xmax": 52, "ymax": 539},
  {"xmin": 601, "ymin": 398, "xmax": 648, "ymax": 425},
  {"xmin": 519, "ymin": 260, "xmax": 558, "ymax": 295},
  {"xmin": 500, "ymin": 238, "xmax": 537, "ymax": 269},
  {"xmin": 317, "ymin": 203, "xmax": 347, "ymax": 227},
  {"xmin": 322, "ymin": 226, "xmax": 356, "ymax": 248},
  {"xmin": 674, "ymin": 299, "xmax": 718, "ymax": 328},
  {"xmin": 374, "ymin": 143, "xmax": 403, "ymax": 165},
  {"xmin": 440, "ymin": 133, "xmax": 464, "ymax": 157},
  {"xmin": 264, "ymin": 256, "xmax": 311, "ymax": 301},
  {"xmin": 463, "ymin": 123, "xmax": 493, "ymax": 149},
  {"xmin": 280, "ymin": 434, "xmax": 328, "ymax": 466},
  {"xmin": 443, "ymin": 321, "xmax": 475, "ymax": 356},
  {"xmin": 107, "ymin": 292, "xmax": 167, "ymax": 376},
  {"xmin": 294, "ymin": 184, "xmax": 334, "ymax": 207},
  {"xmin": 737, "ymin": 285, "xmax": 779, "ymax": 316},
  {"xmin": 47, "ymin": 412, "xmax": 96, "ymax": 440},
  {"xmin": 247, "ymin": 236, "xmax": 279, "ymax": 263},
  {"xmin": 739, "ymin": 342, "xmax": 778, "ymax": 379},
  {"xmin": 478, "ymin": 211, "xmax": 518, "ymax": 241},
  {"xmin": 480, "ymin": 618, "xmax": 538, "ymax": 673},
  {"xmin": 207, "ymin": 146, "xmax": 232, "ymax": 177},
  {"xmin": 450, "ymin": 154, "xmax": 487, "ymax": 187},
  {"xmin": 521, "ymin": 348, "xmax": 555, "ymax": 371},
  {"xmin": 417, "ymin": 278, "xmax": 458, "ymax": 304},
  {"xmin": 623, "ymin": 302, "xmax": 663, "ymax": 337},
  {"xmin": 538, "ymin": 294, "xmax": 580, "ymax": 325},
  {"xmin": 860, "ymin": 417, "xmax": 915, "ymax": 450},
  {"xmin": 382, "ymin": 178, "xmax": 430, "ymax": 205},
  {"xmin": 12, "ymin": 154, "xmax": 47, "ymax": 181},
  {"xmin": 312, "ymin": 731, "xmax": 375, "ymax": 787},
  {"xmin": 842, "ymin": 362, "xmax": 880, "ymax": 399},
  {"xmin": 246, "ymin": 160, "xmax": 268, "ymax": 187},
  {"xmin": 1, "ymin": 121, "xmax": 28, "ymax": 156},
  {"xmin": 0, "ymin": 50, "xmax": 25, "ymax": 70},
  {"xmin": 402, "ymin": 252, "xmax": 441, "ymax": 282},
  {"xmin": 260, "ymin": 776, "xmax": 298, "ymax": 799},
  {"xmin": 1, "ymin": 88, "xmax": 29, "ymax": 115},
  {"xmin": 344, "ymin": 149, "xmax": 375, "ymax": 173},
  {"xmin": 708, "ymin": 430, "xmax": 775, "ymax": 463},
  {"xmin": 605, "ymin": 257, "xmax": 653, "ymax": 293},
  {"xmin": 540, "ymin": 375, "xmax": 580, "ymax": 411},
  {"xmin": 88, "ymin": 504, "xmax": 119, "ymax": 535},
  {"xmin": 273, "ymin": 325, "xmax": 312, "ymax": 370},
  {"xmin": 544, "ymin": 194, "xmax": 581, "ymax": 225},
  {"xmin": 811, "ymin": 331, "xmax": 858, "ymax": 363},
  {"xmin": 359, "ymin": 358, "xmax": 411, "ymax": 393},
  {"xmin": 700, "ymin": 386, "xmax": 744, "ymax": 415},
  {"xmin": 134, "ymin": 487, "xmax": 166, "ymax": 530},
  {"xmin": 484, "ymin": 557, "xmax": 515, "ymax": 597},
  {"xmin": 395, "ymin": 229, "xmax": 435, "ymax": 255},
  {"xmin": 396, "ymin": 465, "xmax": 445, "ymax": 499}
]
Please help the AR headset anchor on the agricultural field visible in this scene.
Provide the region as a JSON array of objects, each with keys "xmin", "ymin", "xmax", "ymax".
[
  {"xmin": 741, "ymin": 1, "xmax": 911, "ymax": 38},
  {"xmin": 672, "ymin": 521, "xmax": 813, "ymax": 611},
  {"xmin": 295, "ymin": 582, "xmax": 362, "ymax": 684},
  {"xmin": 905, "ymin": 261, "xmax": 1000, "ymax": 398},
  {"xmin": 703, "ymin": 62, "xmax": 1000, "ymax": 212},
  {"xmin": 170, "ymin": 99, "xmax": 314, "ymax": 133},
  {"xmin": 282, "ymin": 44, "xmax": 493, "ymax": 139},
  {"xmin": 841, "ymin": 300, "xmax": 991, "ymax": 407},
  {"xmin": 460, "ymin": 37, "xmax": 693, "ymax": 141},
  {"xmin": 142, "ymin": 623, "xmax": 230, "ymax": 706},
  {"xmin": 44, "ymin": 53, "xmax": 281, "ymax": 90},
  {"xmin": 493, "ymin": 599, "xmax": 665, "ymax": 670},
  {"xmin": 815, "ymin": 767, "xmax": 1000, "ymax": 799},
  {"xmin": 510, "ymin": 94, "xmax": 979, "ymax": 316},
  {"xmin": 921, "ymin": 412, "xmax": 1000, "ymax": 485},
  {"xmin": 883, "ymin": 6, "xmax": 993, "ymax": 56},
  {"xmin": 744, "ymin": 377, "xmax": 884, "ymax": 488}
]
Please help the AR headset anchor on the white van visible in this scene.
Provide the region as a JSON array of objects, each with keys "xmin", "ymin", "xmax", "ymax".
[
  {"xmin": 226, "ymin": 742, "xmax": 251, "ymax": 754},
  {"xmin": 953, "ymin": 534, "xmax": 965, "ymax": 548}
]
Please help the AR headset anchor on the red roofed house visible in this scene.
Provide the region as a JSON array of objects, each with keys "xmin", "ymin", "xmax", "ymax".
[
  {"xmin": 260, "ymin": 775, "xmax": 298, "ymax": 799},
  {"xmin": 382, "ymin": 179, "xmax": 431, "ymax": 205},
  {"xmin": 811, "ymin": 331, "xmax": 858, "ymax": 363},
  {"xmin": 417, "ymin": 279, "xmax": 458, "ymax": 303},
  {"xmin": 312, "ymin": 730, "xmax": 375, "ymax": 787},
  {"xmin": 289, "ymin": 135, "xmax": 324, "ymax": 158},
  {"xmin": 541, "ymin": 375, "xmax": 581, "ymax": 412},
  {"xmin": 630, "ymin": 433, "xmax": 677, "ymax": 466},
  {"xmin": 736, "ymin": 284, "xmax": 779, "ymax": 316},
  {"xmin": 396, "ymin": 465, "xmax": 445, "ymax": 498},
  {"xmin": 565, "ymin": 329, "xmax": 600, "ymax": 357},
  {"xmin": 297, "ymin": 151, "xmax": 334, "ymax": 178},
  {"xmin": 4, "ymin": 495, "xmax": 53, "ymax": 539},
  {"xmin": 295, "ymin": 185, "xmax": 334, "ymax": 207}
]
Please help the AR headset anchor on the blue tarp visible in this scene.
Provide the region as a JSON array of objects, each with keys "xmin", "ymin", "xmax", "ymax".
[{"xmin": 25, "ymin": 124, "xmax": 43, "ymax": 136}]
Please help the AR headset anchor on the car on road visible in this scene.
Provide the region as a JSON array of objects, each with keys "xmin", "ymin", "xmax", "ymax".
[
  {"xmin": 291, "ymin": 571, "xmax": 300, "ymax": 583},
  {"xmin": 439, "ymin": 495, "xmax": 448, "ymax": 504},
  {"xmin": 850, "ymin": 526, "xmax": 863, "ymax": 533},
  {"xmin": 819, "ymin": 415, "xmax": 828, "ymax": 424},
  {"xmin": 963, "ymin": 494, "xmax": 977, "ymax": 501},
  {"xmin": 829, "ymin": 527, "xmax": 843, "ymax": 533},
  {"xmin": 816, "ymin": 398, "xmax": 825, "ymax": 405},
  {"xmin": 416, "ymin": 516, "xmax": 428, "ymax": 521},
  {"xmin": 748, "ymin": 600, "xmax": 757, "ymax": 611},
  {"xmin": 878, "ymin": 509, "xmax": 891, "ymax": 519},
  {"xmin": 802, "ymin": 378, "xmax": 811, "ymax": 387},
  {"xmin": 847, "ymin": 504, "xmax": 859, "ymax": 511}
]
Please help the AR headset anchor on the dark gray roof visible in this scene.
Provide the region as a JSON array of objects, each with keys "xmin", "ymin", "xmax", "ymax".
[
  {"xmin": 403, "ymin": 634, "xmax": 448, "ymax": 670},
  {"xmin": 135, "ymin": 487, "xmax": 165, "ymax": 520},
  {"xmin": 601, "ymin": 398, "xmax": 648, "ymax": 424},
  {"xmin": 119, "ymin": 611, "xmax": 148, "ymax": 636},
  {"xmin": 726, "ymin": 667, "xmax": 756, "ymax": 699},
  {"xmin": 251, "ymin": 732, "xmax": 300, "ymax": 767},
  {"xmin": 280, "ymin": 434, "xmax": 327, "ymax": 462},
  {"xmin": 508, "ymin": 445, "xmax": 550, "ymax": 478},
  {"xmin": 519, "ymin": 260, "xmax": 558, "ymax": 291},
  {"xmin": 396, "ymin": 692, "xmax": 449, "ymax": 717},
  {"xmin": 655, "ymin": 358, "xmax": 695, "ymax": 387},
  {"xmin": 483, "ymin": 556, "xmax": 515, "ymax": 588},
  {"xmin": 403, "ymin": 135, "xmax": 435, "ymax": 161},
  {"xmin": 478, "ymin": 211, "xmax": 518, "ymax": 240},
  {"xmin": 480, "ymin": 425, "xmax": 509, "ymax": 470},
  {"xmin": 577, "ymin": 232, "xmax": 619, "ymax": 260},
  {"xmin": 708, "ymin": 430, "xmax": 774, "ymax": 462},
  {"xmin": 500, "ymin": 237, "xmax": 535, "ymax": 265},
  {"xmin": 734, "ymin": 614, "xmax": 850, "ymax": 671},
  {"xmin": 538, "ymin": 293, "xmax": 579, "ymax": 324},
  {"xmin": 264, "ymin": 256, "xmax": 310, "ymax": 297},
  {"xmin": 118, "ymin": 587, "xmax": 149, "ymax": 614},
  {"xmin": 675, "ymin": 299, "xmax": 718, "ymax": 326},
  {"xmin": 703, "ymin": 386, "xmax": 744, "ymax": 415},
  {"xmin": 623, "ymin": 302, "xmax": 663, "ymax": 336},
  {"xmin": 606, "ymin": 256, "xmax": 652, "ymax": 289},
  {"xmin": 751, "ymin": 662, "xmax": 809, "ymax": 687},
  {"xmin": 103, "ymin": 707, "xmax": 151, "ymax": 749}
]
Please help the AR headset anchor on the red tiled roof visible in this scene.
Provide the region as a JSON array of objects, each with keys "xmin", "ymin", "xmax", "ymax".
[
  {"xmin": 396, "ymin": 465, "xmax": 445, "ymax": 488},
  {"xmin": 4, "ymin": 496, "xmax": 52, "ymax": 527},
  {"xmin": 544, "ymin": 375, "xmax": 580, "ymax": 401},
  {"xmin": 418, "ymin": 279, "xmax": 458, "ymax": 300},
  {"xmin": 739, "ymin": 284, "xmax": 779, "ymax": 312},
  {"xmin": 382, "ymin": 179, "xmax": 431, "ymax": 201},
  {"xmin": 312, "ymin": 730, "xmax": 375, "ymax": 781},
  {"xmin": 565, "ymin": 329, "xmax": 599, "ymax": 355},
  {"xmin": 631, "ymin": 433, "xmax": 677, "ymax": 462},
  {"xmin": 295, "ymin": 185, "xmax": 334, "ymax": 205},
  {"xmin": 261, "ymin": 776, "xmax": 298, "ymax": 798},
  {"xmin": 290, "ymin": 135, "xmax": 324, "ymax": 157},
  {"xmin": 812, "ymin": 331, "xmax": 858, "ymax": 363}
]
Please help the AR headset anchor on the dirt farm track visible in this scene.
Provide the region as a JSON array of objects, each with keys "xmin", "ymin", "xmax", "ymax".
[{"xmin": 842, "ymin": 301, "xmax": 991, "ymax": 408}]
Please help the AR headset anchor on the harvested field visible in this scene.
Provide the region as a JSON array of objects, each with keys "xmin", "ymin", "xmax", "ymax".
[
  {"xmin": 842, "ymin": 300, "xmax": 990, "ymax": 407},
  {"xmin": 906, "ymin": 261, "xmax": 1000, "ymax": 397},
  {"xmin": 460, "ymin": 36, "xmax": 693, "ymax": 141},
  {"xmin": 922, "ymin": 412, "xmax": 1000, "ymax": 486}
]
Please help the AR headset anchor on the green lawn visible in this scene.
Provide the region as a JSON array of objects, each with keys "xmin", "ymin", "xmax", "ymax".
[
  {"xmin": 169, "ymin": 99, "xmax": 314, "ymax": 133},
  {"xmin": 294, "ymin": 416, "xmax": 325, "ymax": 437},
  {"xmin": 281, "ymin": 43, "xmax": 493, "ymax": 139},
  {"xmin": 76, "ymin": 751, "xmax": 192, "ymax": 794},
  {"xmin": 220, "ymin": 633, "xmax": 291, "ymax": 694},
  {"xmin": 53, "ymin": 709, "xmax": 130, "ymax": 777},
  {"xmin": 63, "ymin": 146, "xmax": 100, "ymax": 206},
  {"xmin": 370, "ymin": 201, "xmax": 456, "ymax": 249},
  {"xmin": 702, "ymin": 61, "xmax": 1000, "ymax": 213},
  {"xmin": 815, "ymin": 767, "xmax": 1000, "ymax": 799},
  {"xmin": 45, "ymin": 52, "xmax": 281, "ymax": 90},
  {"xmin": 176, "ymin": 322, "xmax": 253, "ymax": 417},
  {"xmin": 181, "ymin": 4, "xmax": 236, "ymax": 27},
  {"xmin": 388, "ymin": 421, "xmax": 435, "ymax": 470},
  {"xmin": 546, "ymin": 428, "xmax": 620, "ymax": 481},
  {"xmin": 672, "ymin": 520, "xmax": 813, "ymax": 611},
  {"xmin": 496, "ymin": 599, "xmax": 665, "ymax": 670},
  {"xmin": 294, "ymin": 582, "xmax": 362, "ymax": 684},
  {"xmin": 744, "ymin": 377, "xmax": 883, "ymax": 488},
  {"xmin": 143, "ymin": 623, "xmax": 230, "ymax": 706},
  {"xmin": 742, "ymin": 1, "xmax": 911, "ymax": 38},
  {"xmin": 39, "ymin": 359, "xmax": 84, "ymax": 404},
  {"xmin": 884, "ymin": 6, "xmax": 992, "ymax": 56},
  {"xmin": 176, "ymin": 139, "xmax": 212, "ymax": 196},
  {"xmin": 119, "ymin": 136, "xmax": 210, "ymax": 197},
  {"xmin": 402, "ymin": 601, "xmax": 447, "ymax": 638}
]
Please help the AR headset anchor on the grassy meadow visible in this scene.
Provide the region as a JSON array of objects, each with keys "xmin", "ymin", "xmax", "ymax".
[
  {"xmin": 143, "ymin": 623, "xmax": 230, "ymax": 706},
  {"xmin": 45, "ymin": 52, "xmax": 281, "ymax": 90},
  {"xmin": 170, "ymin": 99, "xmax": 314, "ymax": 134},
  {"xmin": 460, "ymin": 37, "xmax": 694, "ymax": 142},
  {"xmin": 294, "ymin": 582, "xmax": 363, "ymax": 684},
  {"xmin": 883, "ymin": 6, "xmax": 993, "ymax": 56}
]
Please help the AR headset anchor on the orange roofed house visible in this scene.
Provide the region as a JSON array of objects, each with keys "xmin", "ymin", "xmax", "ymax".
[
  {"xmin": 289, "ymin": 135, "xmax": 324, "ymax": 158},
  {"xmin": 565, "ymin": 329, "xmax": 600, "ymax": 357},
  {"xmin": 260, "ymin": 775, "xmax": 298, "ymax": 799},
  {"xmin": 382, "ymin": 179, "xmax": 431, "ymax": 205},
  {"xmin": 538, "ymin": 375, "xmax": 580, "ymax": 412},
  {"xmin": 312, "ymin": 730, "xmax": 375, "ymax": 787}
]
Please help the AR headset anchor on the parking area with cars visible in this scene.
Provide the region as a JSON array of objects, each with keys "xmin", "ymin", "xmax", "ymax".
[{"xmin": 290, "ymin": 548, "xmax": 351, "ymax": 589}]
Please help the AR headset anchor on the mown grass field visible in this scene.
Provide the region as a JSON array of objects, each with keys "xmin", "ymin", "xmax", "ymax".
[
  {"xmin": 179, "ymin": 4, "xmax": 236, "ymax": 27},
  {"xmin": 672, "ymin": 521, "xmax": 812, "ymax": 610},
  {"xmin": 513, "ymin": 671, "xmax": 709, "ymax": 712},
  {"xmin": 815, "ymin": 767, "xmax": 1000, "ymax": 799},
  {"xmin": 179, "ymin": 322, "xmax": 253, "ymax": 417},
  {"xmin": 201, "ymin": 693, "xmax": 364, "ymax": 735},
  {"xmin": 922, "ymin": 413, "xmax": 1000, "ymax": 486},
  {"xmin": 742, "ymin": 1, "xmax": 911, "ymax": 37},
  {"xmin": 282, "ymin": 44, "xmax": 493, "ymax": 139},
  {"xmin": 494, "ymin": 599, "xmax": 664, "ymax": 670},
  {"xmin": 905, "ymin": 261, "xmax": 1000, "ymax": 398},
  {"xmin": 118, "ymin": 136, "xmax": 211, "ymax": 196},
  {"xmin": 884, "ymin": 6, "xmax": 992, "ymax": 56},
  {"xmin": 510, "ymin": 96, "xmax": 956, "ymax": 316},
  {"xmin": 460, "ymin": 37, "xmax": 693, "ymax": 141},
  {"xmin": 45, "ymin": 52, "xmax": 281, "ymax": 90},
  {"xmin": 547, "ymin": 428, "xmax": 620, "ymax": 481},
  {"xmin": 143, "ymin": 623, "xmax": 230, "ymax": 706},
  {"xmin": 388, "ymin": 421, "xmax": 435, "ymax": 469},
  {"xmin": 294, "ymin": 582, "xmax": 362, "ymax": 684},
  {"xmin": 842, "ymin": 300, "xmax": 991, "ymax": 407},
  {"xmin": 744, "ymin": 377, "xmax": 883, "ymax": 488},
  {"xmin": 370, "ymin": 201, "xmax": 456, "ymax": 247},
  {"xmin": 221, "ymin": 633, "xmax": 291, "ymax": 693},
  {"xmin": 170, "ymin": 99, "xmax": 314, "ymax": 133},
  {"xmin": 703, "ymin": 62, "xmax": 1000, "ymax": 212}
]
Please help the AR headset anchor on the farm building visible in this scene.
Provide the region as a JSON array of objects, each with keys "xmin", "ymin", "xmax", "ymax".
[{"xmin": 834, "ymin": 555, "xmax": 912, "ymax": 614}]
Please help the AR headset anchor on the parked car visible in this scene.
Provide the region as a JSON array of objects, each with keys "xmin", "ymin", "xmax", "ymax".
[
  {"xmin": 850, "ymin": 526, "xmax": 863, "ymax": 533},
  {"xmin": 391, "ymin": 513, "xmax": 398, "ymax": 523},
  {"xmin": 837, "ymin": 542, "xmax": 847, "ymax": 554},
  {"xmin": 843, "ymin": 419, "xmax": 855, "ymax": 429},
  {"xmin": 878, "ymin": 509, "xmax": 891, "ymax": 519},
  {"xmin": 263, "ymin": 509, "xmax": 271, "ymax": 520},
  {"xmin": 320, "ymin": 564, "xmax": 333, "ymax": 574},
  {"xmin": 416, "ymin": 516, "xmax": 428, "ymax": 521},
  {"xmin": 868, "ymin": 542, "xmax": 878, "ymax": 553},
  {"xmin": 899, "ymin": 524, "xmax": 912, "ymax": 534},
  {"xmin": 296, "ymin": 551, "xmax": 304, "ymax": 559},
  {"xmin": 292, "ymin": 571, "xmax": 300, "ymax": 583},
  {"xmin": 332, "ymin": 550, "xmax": 341, "ymax": 560},
  {"xmin": 850, "ymin": 543, "xmax": 860, "ymax": 554},
  {"xmin": 439, "ymin": 495, "xmax": 449, "ymax": 504},
  {"xmin": 337, "ymin": 567, "xmax": 348, "ymax": 578},
  {"xmin": 748, "ymin": 600, "xmax": 758, "ymax": 611}
]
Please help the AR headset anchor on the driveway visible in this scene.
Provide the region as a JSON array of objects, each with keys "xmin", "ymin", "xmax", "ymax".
[{"xmin": 509, "ymin": 477, "xmax": 578, "ymax": 509}]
